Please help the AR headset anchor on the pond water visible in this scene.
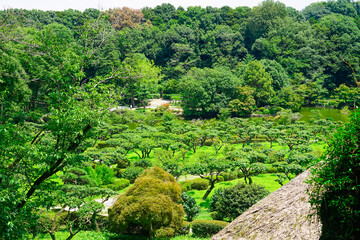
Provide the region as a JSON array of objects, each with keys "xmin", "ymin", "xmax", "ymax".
[{"xmin": 299, "ymin": 107, "xmax": 350, "ymax": 122}]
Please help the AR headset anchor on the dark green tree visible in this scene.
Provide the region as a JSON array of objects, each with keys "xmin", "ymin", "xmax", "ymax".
[
  {"xmin": 181, "ymin": 192, "xmax": 201, "ymax": 222},
  {"xmin": 309, "ymin": 110, "xmax": 360, "ymax": 239},
  {"xmin": 210, "ymin": 183, "xmax": 269, "ymax": 221}
]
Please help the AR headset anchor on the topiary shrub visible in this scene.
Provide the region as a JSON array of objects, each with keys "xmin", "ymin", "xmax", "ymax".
[
  {"xmin": 132, "ymin": 159, "xmax": 152, "ymax": 168},
  {"xmin": 210, "ymin": 183, "xmax": 270, "ymax": 221},
  {"xmin": 192, "ymin": 219, "xmax": 229, "ymax": 237},
  {"xmin": 191, "ymin": 178, "xmax": 211, "ymax": 190},
  {"xmin": 108, "ymin": 167, "xmax": 184, "ymax": 239},
  {"xmin": 180, "ymin": 178, "xmax": 209, "ymax": 191},
  {"xmin": 175, "ymin": 221, "xmax": 190, "ymax": 236},
  {"xmin": 154, "ymin": 227, "xmax": 175, "ymax": 239},
  {"xmin": 121, "ymin": 166, "xmax": 144, "ymax": 183},
  {"xmin": 267, "ymin": 167, "xmax": 278, "ymax": 173},
  {"xmin": 180, "ymin": 181, "xmax": 192, "ymax": 192},
  {"xmin": 220, "ymin": 172, "xmax": 238, "ymax": 181},
  {"xmin": 106, "ymin": 178, "xmax": 130, "ymax": 191},
  {"xmin": 117, "ymin": 158, "xmax": 130, "ymax": 169}
]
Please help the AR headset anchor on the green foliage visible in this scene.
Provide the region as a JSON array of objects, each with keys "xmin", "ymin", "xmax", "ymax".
[
  {"xmin": 154, "ymin": 227, "xmax": 175, "ymax": 239},
  {"xmin": 180, "ymin": 67, "xmax": 241, "ymax": 117},
  {"xmin": 106, "ymin": 178, "xmax": 130, "ymax": 191},
  {"xmin": 132, "ymin": 159, "xmax": 153, "ymax": 168},
  {"xmin": 61, "ymin": 167, "xmax": 98, "ymax": 186},
  {"xmin": 228, "ymin": 86, "xmax": 256, "ymax": 116},
  {"xmin": 309, "ymin": 110, "xmax": 360, "ymax": 239},
  {"xmin": 121, "ymin": 166, "xmax": 144, "ymax": 183},
  {"xmin": 1, "ymin": 3, "xmax": 356, "ymax": 238},
  {"xmin": 95, "ymin": 164, "xmax": 116, "ymax": 185},
  {"xmin": 175, "ymin": 221, "xmax": 191, "ymax": 236},
  {"xmin": 186, "ymin": 157, "xmax": 230, "ymax": 199},
  {"xmin": 241, "ymin": 60, "xmax": 275, "ymax": 106},
  {"xmin": 210, "ymin": 183, "xmax": 269, "ymax": 221},
  {"xmin": 108, "ymin": 167, "xmax": 184, "ymax": 239},
  {"xmin": 180, "ymin": 178, "xmax": 209, "ymax": 191},
  {"xmin": 189, "ymin": 178, "xmax": 209, "ymax": 190},
  {"xmin": 191, "ymin": 219, "xmax": 229, "ymax": 238},
  {"xmin": 181, "ymin": 192, "xmax": 201, "ymax": 222}
]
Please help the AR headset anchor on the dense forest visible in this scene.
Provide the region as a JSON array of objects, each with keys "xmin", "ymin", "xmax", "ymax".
[
  {"xmin": 1, "ymin": 0, "xmax": 360, "ymax": 239},
  {"xmin": 2, "ymin": 0, "xmax": 360, "ymax": 119}
]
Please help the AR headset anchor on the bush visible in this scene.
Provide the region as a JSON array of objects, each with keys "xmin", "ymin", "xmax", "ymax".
[
  {"xmin": 121, "ymin": 166, "xmax": 144, "ymax": 183},
  {"xmin": 106, "ymin": 178, "xmax": 130, "ymax": 191},
  {"xmin": 180, "ymin": 178, "xmax": 209, "ymax": 191},
  {"xmin": 181, "ymin": 193, "xmax": 201, "ymax": 222},
  {"xmin": 210, "ymin": 183, "xmax": 270, "ymax": 221},
  {"xmin": 132, "ymin": 159, "xmax": 152, "ymax": 168},
  {"xmin": 220, "ymin": 172, "xmax": 238, "ymax": 181},
  {"xmin": 117, "ymin": 159, "xmax": 130, "ymax": 169},
  {"xmin": 162, "ymin": 94, "xmax": 172, "ymax": 100},
  {"xmin": 108, "ymin": 167, "xmax": 184, "ymax": 239},
  {"xmin": 95, "ymin": 164, "xmax": 116, "ymax": 185},
  {"xmin": 154, "ymin": 227, "xmax": 175, "ymax": 239},
  {"xmin": 175, "ymin": 221, "xmax": 190, "ymax": 236},
  {"xmin": 267, "ymin": 167, "xmax": 278, "ymax": 173},
  {"xmin": 192, "ymin": 219, "xmax": 229, "ymax": 237},
  {"xmin": 210, "ymin": 211, "xmax": 223, "ymax": 221}
]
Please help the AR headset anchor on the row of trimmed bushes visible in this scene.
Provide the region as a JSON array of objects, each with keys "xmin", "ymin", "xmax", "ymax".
[
  {"xmin": 37, "ymin": 212, "xmax": 228, "ymax": 238},
  {"xmin": 155, "ymin": 220, "xmax": 229, "ymax": 238},
  {"xmin": 192, "ymin": 219, "xmax": 229, "ymax": 238}
]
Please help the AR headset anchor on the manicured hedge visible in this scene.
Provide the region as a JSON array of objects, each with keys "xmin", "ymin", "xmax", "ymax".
[
  {"xmin": 106, "ymin": 178, "xmax": 130, "ymax": 191},
  {"xmin": 180, "ymin": 178, "xmax": 209, "ymax": 191},
  {"xmin": 191, "ymin": 219, "xmax": 229, "ymax": 237},
  {"xmin": 154, "ymin": 227, "xmax": 175, "ymax": 239},
  {"xmin": 176, "ymin": 221, "xmax": 191, "ymax": 235}
]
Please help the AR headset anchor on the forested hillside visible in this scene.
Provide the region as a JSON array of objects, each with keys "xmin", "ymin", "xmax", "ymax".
[
  {"xmin": 2, "ymin": 0, "xmax": 360, "ymax": 119},
  {"xmin": 1, "ymin": 1, "xmax": 359, "ymax": 239}
]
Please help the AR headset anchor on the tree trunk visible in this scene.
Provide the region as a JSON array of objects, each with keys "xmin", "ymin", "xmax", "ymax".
[
  {"xmin": 193, "ymin": 144, "xmax": 197, "ymax": 153},
  {"xmin": 91, "ymin": 213, "xmax": 100, "ymax": 232},
  {"xmin": 131, "ymin": 92, "xmax": 135, "ymax": 108},
  {"xmin": 149, "ymin": 222, "xmax": 153, "ymax": 240},
  {"xmin": 202, "ymin": 181, "xmax": 215, "ymax": 200},
  {"xmin": 66, "ymin": 227, "xmax": 80, "ymax": 240},
  {"xmin": 49, "ymin": 232, "xmax": 56, "ymax": 240},
  {"xmin": 248, "ymin": 176, "xmax": 253, "ymax": 184}
]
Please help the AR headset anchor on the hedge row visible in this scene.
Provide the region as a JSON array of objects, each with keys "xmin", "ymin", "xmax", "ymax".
[{"xmin": 192, "ymin": 219, "xmax": 229, "ymax": 237}]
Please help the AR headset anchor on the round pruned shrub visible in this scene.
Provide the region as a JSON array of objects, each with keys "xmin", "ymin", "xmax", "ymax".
[
  {"xmin": 180, "ymin": 178, "xmax": 209, "ymax": 191},
  {"xmin": 154, "ymin": 227, "xmax": 175, "ymax": 239},
  {"xmin": 132, "ymin": 159, "xmax": 152, "ymax": 168},
  {"xmin": 210, "ymin": 183, "xmax": 270, "ymax": 221},
  {"xmin": 192, "ymin": 219, "xmax": 229, "ymax": 238},
  {"xmin": 175, "ymin": 221, "xmax": 190, "ymax": 236},
  {"xmin": 106, "ymin": 178, "xmax": 130, "ymax": 191},
  {"xmin": 121, "ymin": 166, "xmax": 144, "ymax": 183},
  {"xmin": 220, "ymin": 172, "xmax": 238, "ymax": 181},
  {"xmin": 108, "ymin": 167, "xmax": 184, "ymax": 239}
]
